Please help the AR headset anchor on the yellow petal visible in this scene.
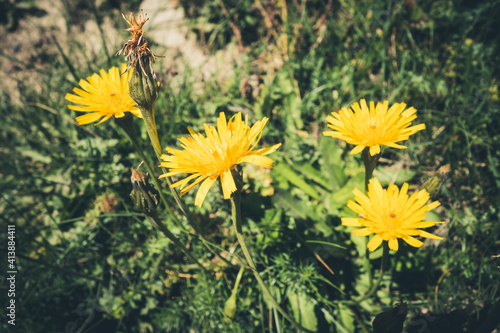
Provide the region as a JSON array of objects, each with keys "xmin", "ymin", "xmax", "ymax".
[
  {"xmin": 220, "ymin": 170, "xmax": 237, "ymax": 199},
  {"xmin": 195, "ymin": 177, "xmax": 218, "ymax": 207},
  {"xmin": 388, "ymin": 238, "xmax": 399, "ymax": 251},
  {"xmin": 367, "ymin": 234, "xmax": 383, "ymax": 252},
  {"xmin": 324, "ymin": 99, "xmax": 425, "ymax": 155},
  {"xmin": 66, "ymin": 64, "xmax": 142, "ymax": 125},
  {"xmin": 369, "ymin": 145, "xmax": 380, "ymax": 156},
  {"xmin": 239, "ymin": 155, "xmax": 275, "ymax": 169},
  {"xmin": 341, "ymin": 218, "xmax": 362, "ymax": 226},
  {"xmin": 419, "ymin": 230, "xmax": 444, "ymax": 240},
  {"xmin": 426, "ymin": 200, "xmax": 441, "ymax": 211},
  {"xmin": 402, "ymin": 236, "xmax": 423, "ymax": 248},
  {"xmin": 350, "ymin": 145, "xmax": 365, "ymax": 155},
  {"xmin": 95, "ymin": 114, "xmax": 113, "ymax": 125},
  {"xmin": 75, "ymin": 113, "xmax": 104, "ymax": 125},
  {"xmin": 353, "ymin": 228, "xmax": 373, "ymax": 236}
]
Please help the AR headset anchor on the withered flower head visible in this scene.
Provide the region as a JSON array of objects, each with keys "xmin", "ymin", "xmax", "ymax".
[{"xmin": 117, "ymin": 10, "xmax": 159, "ymax": 74}]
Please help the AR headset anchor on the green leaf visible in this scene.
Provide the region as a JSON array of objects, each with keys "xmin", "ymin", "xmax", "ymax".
[
  {"xmin": 424, "ymin": 209, "xmax": 442, "ymax": 222},
  {"xmin": 19, "ymin": 149, "xmax": 52, "ymax": 164},
  {"xmin": 274, "ymin": 163, "xmax": 321, "ymax": 200},
  {"xmin": 273, "ymin": 190, "xmax": 307, "ymax": 219},
  {"xmin": 374, "ymin": 167, "xmax": 417, "ymax": 186},
  {"xmin": 293, "ymin": 162, "xmax": 331, "ymax": 189},
  {"xmin": 287, "ymin": 289, "xmax": 318, "ymax": 331},
  {"xmin": 336, "ymin": 303, "xmax": 355, "ymax": 331},
  {"xmin": 329, "ymin": 172, "xmax": 364, "ymax": 210},
  {"xmin": 319, "ymin": 137, "xmax": 347, "ymax": 191},
  {"xmin": 306, "ymin": 240, "xmax": 347, "ymax": 250},
  {"xmin": 261, "ymin": 208, "xmax": 283, "ymax": 225},
  {"xmin": 277, "ymin": 71, "xmax": 303, "ymax": 130}
]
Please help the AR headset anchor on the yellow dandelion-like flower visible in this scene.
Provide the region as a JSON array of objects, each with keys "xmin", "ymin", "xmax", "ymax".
[
  {"xmin": 65, "ymin": 64, "xmax": 141, "ymax": 125},
  {"xmin": 323, "ymin": 99, "xmax": 426, "ymax": 156},
  {"xmin": 342, "ymin": 178, "xmax": 444, "ymax": 252},
  {"xmin": 160, "ymin": 112, "xmax": 281, "ymax": 207}
]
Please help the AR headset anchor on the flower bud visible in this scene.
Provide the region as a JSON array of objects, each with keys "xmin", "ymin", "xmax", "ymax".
[
  {"xmin": 129, "ymin": 57, "xmax": 160, "ymax": 112},
  {"xmin": 223, "ymin": 293, "xmax": 237, "ymax": 321},
  {"xmin": 421, "ymin": 165, "xmax": 450, "ymax": 199},
  {"xmin": 130, "ymin": 167, "xmax": 159, "ymax": 215}
]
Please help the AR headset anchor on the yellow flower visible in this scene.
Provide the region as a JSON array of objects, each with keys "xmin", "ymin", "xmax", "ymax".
[
  {"xmin": 323, "ymin": 99, "xmax": 425, "ymax": 156},
  {"xmin": 65, "ymin": 64, "xmax": 141, "ymax": 125},
  {"xmin": 342, "ymin": 178, "xmax": 444, "ymax": 252},
  {"xmin": 160, "ymin": 112, "xmax": 281, "ymax": 207}
]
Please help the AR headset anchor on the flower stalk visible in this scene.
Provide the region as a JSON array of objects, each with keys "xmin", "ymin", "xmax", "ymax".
[
  {"xmin": 355, "ymin": 242, "xmax": 389, "ymax": 304},
  {"xmin": 129, "ymin": 60, "xmax": 196, "ymax": 225},
  {"xmin": 117, "ymin": 11, "xmax": 190, "ymax": 219},
  {"xmin": 115, "ymin": 114, "xmax": 187, "ymax": 231},
  {"xmin": 361, "ymin": 147, "xmax": 381, "ymax": 192},
  {"xmin": 224, "ymin": 265, "xmax": 245, "ymax": 321},
  {"xmin": 129, "ymin": 166, "xmax": 206, "ymax": 271},
  {"xmin": 343, "ymin": 242, "xmax": 389, "ymax": 306},
  {"xmin": 117, "ymin": 14, "xmax": 235, "ymax": 266},
  {"xmin": 128, "ymin": 57, "xmax": 162, "ymax": 158},
  {"xmin": 230, "ymin": 170, "xmax": 315, "ymax": 333},
  {"xmin": 361, "ymin": 146, "xmax": 380, "ymax": 287},
  {"xmin": 128, "ymin": 64, "xmax": 231, "ymax": 265}
]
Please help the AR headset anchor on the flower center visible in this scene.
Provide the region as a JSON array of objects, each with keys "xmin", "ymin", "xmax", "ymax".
[
  {"xmin": 385, "ymin": 212, "xmax": 399, "ymax": 237},
  {"xmin": 108, "ymin": 92, "xmax": 121, "ymax": 110}
]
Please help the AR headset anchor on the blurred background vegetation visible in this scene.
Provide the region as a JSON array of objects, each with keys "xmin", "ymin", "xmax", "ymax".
[{"xmin": 1, "ymin": 0, "xmax": 499, "ymax": 332}]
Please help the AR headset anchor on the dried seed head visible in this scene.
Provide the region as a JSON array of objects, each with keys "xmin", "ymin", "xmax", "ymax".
[{"xmin": 117, "ymin": 10, "xmax": 159, "ymax": 74}]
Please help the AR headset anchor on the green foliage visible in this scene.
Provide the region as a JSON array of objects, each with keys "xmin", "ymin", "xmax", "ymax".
[{"xmin": 1, "ymin": 0, "xmax": 499, "ymax": 332}]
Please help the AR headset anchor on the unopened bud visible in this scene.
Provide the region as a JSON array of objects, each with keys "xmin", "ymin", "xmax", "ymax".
[
  {"xmin": 421, "ymin": 165, "xmax": 450, "ymax": 199},
  {"xmin": 130, "ymin": 167, "xmax": 159, "ymax": 215},
  {"xmin": 224, "ymin": 293, "xmax": 237, "ymax": 321},
  {"xmin": 129, "ymin": 57, "xmax": 160, "ymax": 112}
]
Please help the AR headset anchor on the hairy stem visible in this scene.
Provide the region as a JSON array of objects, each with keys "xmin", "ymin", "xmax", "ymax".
[
  {"xmin": 361, "ymin": 147, "xmax": 381, "ymax": 288},
  {"xmin": 139, "ymin": 106, "xmax": 233, "ymax": 267},
  {"xmin": 116, "ymin": 116, "xmax": 187, "ymax": 232},
  {"xmin": 145, "ymin": 214, "xmax": 206, "ymax": 271},
  {"xmin": 230, "ymin": 190, "xmax": 316, "ymax": 333}
]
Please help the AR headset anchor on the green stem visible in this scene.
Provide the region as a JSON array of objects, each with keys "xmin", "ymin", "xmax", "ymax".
[
  {"xmin": 191, "ymin": 233, "xmax": 245, "ymax": 268},
  {"xmin": 361, "ymin": 148, "xmax": 380, "ymax": 192},
  {"xmin": 145, "ymin": 214, "xmax": 206, "ymax": 271},
  {"xmin": 126, "ymin": 59, "xmax": 234, "ymax": 268},
  {"xmin": 115, "ymin": 115, "xmax": 187, "ymax": 232},
  {"xmin": 361, "ymin": 147, "xmax": 381, "ymax": 288},
  {"xmin": 230, "ymin": 191, "xmax": 316, "ymax": 333},
  {"xmin": 127, "ymin": 158, "xmax": 205, "ymax": 272},
  {"xmin": 365, "ymin": 240, "xmax": 372, "ymax": 288},
  {"xmin": 359, "ymin": 241, "xmax": 389, "ymax": 302},
  {"xmin": 139, "ymin": 107, "xmax": 233, "ymax": 267},
  {"xmin": 140, "ymin": 106, "xmax": 190, "ymax": 217},
  {"xmin": 348, "ymin": 242, "xmax": 389, "ymax": 305}
]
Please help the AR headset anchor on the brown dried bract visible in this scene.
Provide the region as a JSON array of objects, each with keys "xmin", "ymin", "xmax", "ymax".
[{"xmin": 117, "ymin": 11, "xmax": 159, "ymax": 74}]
